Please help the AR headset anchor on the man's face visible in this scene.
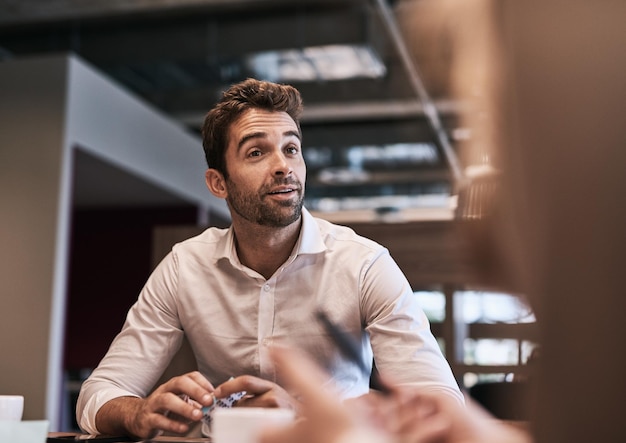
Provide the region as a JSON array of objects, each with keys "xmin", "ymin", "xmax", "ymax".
[{"xmin": 222, "ymin": 108, "xmax": 306, "ymax": 227}]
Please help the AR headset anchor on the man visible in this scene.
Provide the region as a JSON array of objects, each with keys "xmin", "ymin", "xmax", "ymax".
[{"xmin": 76, "ymin": 78, "xmax": 462, "ymax": 439}]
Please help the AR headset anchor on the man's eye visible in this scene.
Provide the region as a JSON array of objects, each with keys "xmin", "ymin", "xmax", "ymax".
[
  {"xmin": 248, "ymin": 149, "xmax": 262, "ymax": 157},
  {"xmin": 286, "ymin": 145, "xmax": 300, "ymax": 155}
]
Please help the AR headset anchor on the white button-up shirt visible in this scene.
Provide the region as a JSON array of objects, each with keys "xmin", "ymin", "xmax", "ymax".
[{"xmin": 77, "ymin": 208, "xmax": 462, "ymax": 433}]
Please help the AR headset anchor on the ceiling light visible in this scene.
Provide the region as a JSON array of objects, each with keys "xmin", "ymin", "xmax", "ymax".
[{"xmin": 246, "ymin": 44, "xmax": 387, "ymax": 82}]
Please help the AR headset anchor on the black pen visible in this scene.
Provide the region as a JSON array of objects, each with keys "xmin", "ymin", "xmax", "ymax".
[{"xmin": 315, "ymin": 310, "xmax": 391, "ymax": 395}]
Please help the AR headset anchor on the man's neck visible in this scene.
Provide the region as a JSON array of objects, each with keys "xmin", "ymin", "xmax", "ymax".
[{"xmin": 231, "ymin": 217, "xmax": 302, "ymax": 280}]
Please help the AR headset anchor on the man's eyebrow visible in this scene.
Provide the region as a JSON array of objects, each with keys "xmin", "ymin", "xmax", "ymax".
[
  {"xmin": 284, "ymin": 130, "xmax": 302, "ymax": 141},
  {"xmin": 237, "ymin": 131, "xmax": 266, "ymax": 150},
  {"xmin": 237, "ymin": 130, "xmax": 301, "ymax": 150}
]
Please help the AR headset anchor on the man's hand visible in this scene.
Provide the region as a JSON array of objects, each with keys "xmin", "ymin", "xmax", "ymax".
[
  {"xmin": 95, "ymin": 371, "xmax": 215, "ymax": 439},
  {"xmin": 213, "ymin": 375, "xmax": 298, "ymax": 410}
]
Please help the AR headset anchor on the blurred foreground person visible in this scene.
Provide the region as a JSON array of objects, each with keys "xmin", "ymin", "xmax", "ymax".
[{"xmin": 262, "ymin": 0, "xmax": 626, "ymax": 442}]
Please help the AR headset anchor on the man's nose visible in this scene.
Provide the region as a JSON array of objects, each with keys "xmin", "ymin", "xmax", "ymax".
[{"xmin": 271, "ymin": 152, "xmax": 293, "ymax": 176}]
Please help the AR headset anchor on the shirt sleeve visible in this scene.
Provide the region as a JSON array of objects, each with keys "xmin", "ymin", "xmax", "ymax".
[
  {"xmin": 360, "ymin": 248, "xmax": 464, "ymax": 405},
  {"xmin": 76, "ymin": 250, "xmax": 185, "ymax": 433}
]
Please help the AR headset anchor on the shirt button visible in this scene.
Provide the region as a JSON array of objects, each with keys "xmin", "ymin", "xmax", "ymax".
[
  {"xmin": 263, "ymin": 284, "xmax": 270, "ymax": 292},
  {"xmin": 262, "ymin": 338, "xmax": 272, "ymax": 346}
]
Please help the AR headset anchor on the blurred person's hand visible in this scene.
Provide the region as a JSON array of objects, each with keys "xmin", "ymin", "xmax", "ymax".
[
  {"xmin": 260, "ymin": 346, "xmax": 532, "ymax": 443},
  {"xmin": 383, "ymin": 390, "xmax": 530, "ymax": 443},
  {"xmin": 259, "ymin": 346, "xmax": 389, "ymax": 443}
]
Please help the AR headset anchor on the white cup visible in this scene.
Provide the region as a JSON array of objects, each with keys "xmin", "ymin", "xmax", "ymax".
[
  {"xmin": 0, "ymin": 395, "xmax": 24, "ymax": 421},
  {"xmin": 212, "ymin": 407, "xmax": 295, "ymax": 443}
]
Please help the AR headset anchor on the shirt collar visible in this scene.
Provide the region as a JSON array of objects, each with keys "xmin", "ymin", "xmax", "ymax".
[
  {"xmin": 213, "ymin": 207, "xmax": 327, "ymax": 264},
  {"xmin": 297, "ymin": 207, "xmax": 327, "ymax": 255}
]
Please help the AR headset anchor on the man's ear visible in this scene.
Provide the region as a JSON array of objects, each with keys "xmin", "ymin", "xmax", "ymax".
[{"xmin": 205, "ymin": 168, "xmax": 227, "ymax": 198}]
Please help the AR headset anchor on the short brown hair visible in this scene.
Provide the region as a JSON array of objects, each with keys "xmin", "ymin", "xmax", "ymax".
[{"xmin": 201, "ymin": 78, "xmax": 304, "ymax": 177}]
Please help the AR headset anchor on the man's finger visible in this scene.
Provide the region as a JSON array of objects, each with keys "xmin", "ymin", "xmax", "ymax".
[
  {"xmin": 151, "ymin": 409, "xmax": 193, "ymax": 436},
  {"xmin": 161, "ymin": 372, "xmax": 215, "ymax": 407},
  {"xmin": 214, "ymin": 374, "xmax": 272, "ymax": 397},
  {"xmin": 187, "ymin": 370, "xmax": 216, "ymax": 392}
]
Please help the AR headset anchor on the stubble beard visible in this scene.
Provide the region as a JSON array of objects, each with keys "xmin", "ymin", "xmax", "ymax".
[{"xmin": 225, "ymin": 178, "xmax": 304, "ymax": 228}]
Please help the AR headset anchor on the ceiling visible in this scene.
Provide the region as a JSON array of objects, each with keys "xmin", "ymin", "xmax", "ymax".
[{"xmin": 0, "ymin": 0, "xmax": 467, "ymax": 220}]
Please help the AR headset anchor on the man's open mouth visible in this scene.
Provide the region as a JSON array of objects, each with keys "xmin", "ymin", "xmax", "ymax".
[{"xmin": 268, "ymin": 187, "xmax": 297, "ymax": 195}]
